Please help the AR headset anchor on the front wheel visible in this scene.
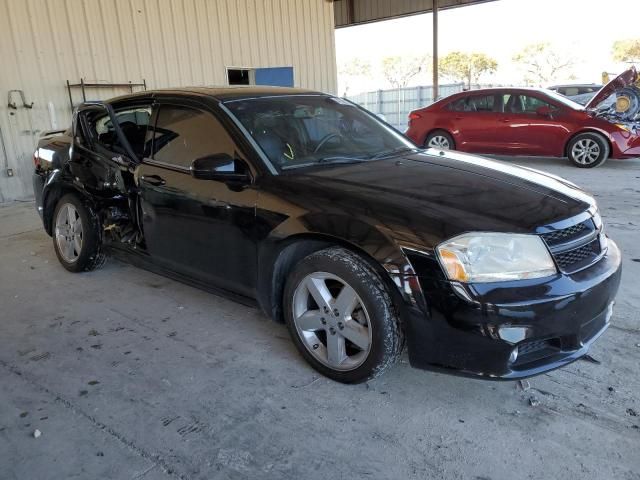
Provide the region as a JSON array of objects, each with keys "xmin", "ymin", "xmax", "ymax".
[
  {"xmin": 567, "ymin": 133, "xmax": 609, "ymax": 168},
  {"xmin": 52, "ymin": 193, "xmax": 106, "ymax": 272},
  {"xmin": 283, "ymin": 247, "xmax": 403, "ymax": 383}
]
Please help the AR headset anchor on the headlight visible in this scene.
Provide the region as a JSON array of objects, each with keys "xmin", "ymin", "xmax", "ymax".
[{"xmin": 437, "ymin": 232, "xmax": 557, "ymax": 283}]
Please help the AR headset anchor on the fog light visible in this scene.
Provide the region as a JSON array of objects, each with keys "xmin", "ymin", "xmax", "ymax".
[
  {"xmin": 509, "ymin": 347, "xmax": 518, "ymax": 364},
  {"xmin": 499, "ymin": 326, "xmax": 528, "ymax": 343}
]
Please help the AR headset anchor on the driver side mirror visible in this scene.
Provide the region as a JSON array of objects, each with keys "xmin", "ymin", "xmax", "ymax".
[
  {"xmin": 536, "ymin": 105, "xmax": 555, "ymax": 117},
  {"xmin": 190, "ymin": 153, "xmax": 251, "ymax": 183}
]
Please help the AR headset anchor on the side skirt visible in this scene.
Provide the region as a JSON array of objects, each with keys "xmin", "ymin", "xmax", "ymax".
[{"xmin": 107, "ymin": 244, "xmax": 259, "ymax": 309}]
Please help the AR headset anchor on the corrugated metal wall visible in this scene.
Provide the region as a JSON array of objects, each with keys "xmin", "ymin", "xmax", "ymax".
[
  {"xmin": 0, "ymin": 0, "xmax": 337, "ymax": 202},
  {"xmin": 334, "ymin": 0, "xmax": 495, "ymax": 27}
]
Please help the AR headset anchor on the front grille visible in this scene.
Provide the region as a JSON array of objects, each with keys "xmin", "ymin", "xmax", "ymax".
[
  {"xmin": 554, "ymin": 238, "xmax": 601, "ymax": 270},
  {"xmin": 541, "ymin": 222, "xmax": 588, "ymax": 246},
  {"xmin": 541, "ymin": 217, "xmax": 603, "ymax": 273}
]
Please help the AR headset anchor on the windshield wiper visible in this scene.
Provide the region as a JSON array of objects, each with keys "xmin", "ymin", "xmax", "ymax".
[
  {"xmin": 317, "ymin": 156, "xmax": 368, "ymax": 164},
  {"xmin": 281, "ymin": 156, "xmax": 367, "ymax": 171},
  {"xmin": 368, "ymin": 146, "xmax": 421, "ymax": 160}
]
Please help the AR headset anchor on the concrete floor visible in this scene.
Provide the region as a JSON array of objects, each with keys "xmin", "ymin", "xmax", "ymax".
[{"xmin": 1, "ymin": 157, "xmax": 639, "ymax": 480}]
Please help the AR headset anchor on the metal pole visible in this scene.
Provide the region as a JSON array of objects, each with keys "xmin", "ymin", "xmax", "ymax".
[
  {"xmin": 432, "ymin": 0, "xmax": 439, "ymax": 102},
  {"xmin": 67, "ymin": 80, "xmax": 74, "ymax": 111}
]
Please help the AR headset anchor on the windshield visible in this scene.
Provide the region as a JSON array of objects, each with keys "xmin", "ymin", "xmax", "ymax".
[
  {"xmin": 542, "ymin": 89, "xmax": 585, "ymax": 110},
  {"xmin": 223, "ymin": 95, "xmax": 416, "ymax": 171}
]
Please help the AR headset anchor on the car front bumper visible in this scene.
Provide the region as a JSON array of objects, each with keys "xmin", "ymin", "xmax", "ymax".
[
  {"xmin": 608, "ymin": 130, "xmax": 640, "ymax": 158},
  {"xmin": 404, "ymin": 239, "xmax": 622, "ymax": 379}
]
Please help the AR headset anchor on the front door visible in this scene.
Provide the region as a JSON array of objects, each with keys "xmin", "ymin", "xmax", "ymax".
[
  {"xmin": 137, "ymin": 101, "xmax": 259, "ymax": 297},
  {"xmin": 496, "ymin": 93, "xmax": 567, "ymax": 156}
]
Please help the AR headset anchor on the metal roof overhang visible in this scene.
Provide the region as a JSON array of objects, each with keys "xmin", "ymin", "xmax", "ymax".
[{"xmin": 333, "ymin": 0, "xmax": 497, "ymax": 28}]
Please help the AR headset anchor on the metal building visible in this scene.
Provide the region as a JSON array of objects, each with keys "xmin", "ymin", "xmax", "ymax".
[{"xmin": 0, "ymin": 0, "xmax": 337, "ymax": 202}]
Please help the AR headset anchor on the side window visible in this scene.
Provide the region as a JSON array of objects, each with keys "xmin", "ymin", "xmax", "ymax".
[
  {"xmin": 151, "ymin": 105, "xmax": 238, "ymax": 168},
  {"xmin": 448, "ymin": 97, "xmax": 468, "ymax": 112},
  {"xmin": 88, "ymin": 106, "xmax": 151, "ymax": 158},
  {"xmin": 448, "ymin": 95, "xmax": 494, "ymax": 112},
  {"xmin": 520, "ymin": 95, "xmax": 556, "ymax": 114},
  {"xmin": 467, "ymin": 95, "xmax": 495, "ymax": 112}
]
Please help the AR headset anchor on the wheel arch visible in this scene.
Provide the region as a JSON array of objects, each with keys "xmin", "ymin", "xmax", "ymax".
[
  {"xmin": 42, "ymin": 170, "xmax": 99, "ymax": 236},
  {"xmin": 563, "ymin": 129, "xmax": 613, "ymax": 159},
  {"xmin": 257, "ymin": 231, "xmax": 416, "ymax": 325}
]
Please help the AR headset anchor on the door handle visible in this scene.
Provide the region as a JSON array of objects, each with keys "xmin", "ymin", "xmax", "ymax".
[
  {"xmin": 500, "ymin": 118, "xmax": 511, "ymax": 123},
  {"xmin": 141, "ymin": 174, "xmax": 166, "ymax": 186}
]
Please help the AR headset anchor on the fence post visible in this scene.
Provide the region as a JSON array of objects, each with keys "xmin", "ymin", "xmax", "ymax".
[
  {"xmin": 377, "ymin": 90, "xmax": 383, "ymax": 115},
  {"xmin": 417, "ymin": 86, "xmax": 423, "ymax": 107}
]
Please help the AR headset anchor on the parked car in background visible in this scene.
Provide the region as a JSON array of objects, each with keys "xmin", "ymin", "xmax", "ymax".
[
  {"xmin": 549, "ymin": 83, "xmax": 602, "ymax": 105},
  {"xmin": 33, "ymin": 87, "xmax": 621, "ymax": 383},
  {"xmin": 406, "ymin": 67, "xmax": 640, "ymax": 168}
]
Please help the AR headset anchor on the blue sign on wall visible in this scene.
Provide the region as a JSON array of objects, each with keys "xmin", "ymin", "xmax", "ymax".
[{"xmin": 254, "ymin": 67, "xmax": 294, "ymax": 87}]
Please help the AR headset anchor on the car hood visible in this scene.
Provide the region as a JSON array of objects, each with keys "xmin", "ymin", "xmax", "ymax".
[
  {"xmin": 273, "ymin": 151, "xmax": 595, "ymax": 247},
  {"xmin": 585, "ymin": 66, "xmax": 638, "ymax": 109}
]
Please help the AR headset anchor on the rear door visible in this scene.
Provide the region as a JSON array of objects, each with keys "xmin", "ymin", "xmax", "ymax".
[
  {"xmin": 446, "ymin": 93, "xmax": 505, "ymax": 153},
  {"xmin": 69, "ymin": 102, "xmax": 151, "ymax": 198},
  {"xmin": 136, "ymin": 99, "xmax": 259, "ymax": 296}
]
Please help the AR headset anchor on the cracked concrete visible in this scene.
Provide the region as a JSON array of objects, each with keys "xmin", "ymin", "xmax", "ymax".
[{"xmin": 0, "ymin": 157, "xmax": 639, "ymax": 480}]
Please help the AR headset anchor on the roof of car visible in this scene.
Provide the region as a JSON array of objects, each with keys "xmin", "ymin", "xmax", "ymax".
[
  {"xmin": 549, "ymin": 84, "xmax": 601, "ymax": 88},
  {"xmin": 107, "ymin": 86, "xmax": 324, "ymax": 104}
]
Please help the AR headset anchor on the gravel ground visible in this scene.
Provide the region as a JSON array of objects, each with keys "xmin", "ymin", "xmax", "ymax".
[{"xmin": 0, "ymin": 156, "xmax": 639, "ymax": 480}]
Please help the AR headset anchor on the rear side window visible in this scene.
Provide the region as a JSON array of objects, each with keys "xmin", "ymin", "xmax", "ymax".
[
  {"xmin": 150, "ymin": 106, "xmax": 238, "ymax": 168},
  {"xmin": 89, "ymin": 106, "xmax": 151, "ymax": 158},
  {"xmin": 448, "ymin": 95, "xmax": 495, "ymax": 112}
]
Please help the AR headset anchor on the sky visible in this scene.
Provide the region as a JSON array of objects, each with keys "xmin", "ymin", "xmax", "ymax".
[{"xmin": 335, "ymin": 0, "xmax": 640, "ymax": 95}]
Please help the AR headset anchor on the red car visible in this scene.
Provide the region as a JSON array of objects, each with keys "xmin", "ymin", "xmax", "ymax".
[{"xmin": 406, "ymin": 67, "xmax": 640, "ymax": 168}]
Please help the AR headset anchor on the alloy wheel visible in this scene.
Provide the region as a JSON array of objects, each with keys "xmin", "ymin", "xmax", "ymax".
[
  {"xmin": 571, "ymin": 138, "xmax": 601, "ymax": 165},
  {"xmin": 427, "ymin": 135, "xmax": 451, "ymax": 149},
  {"xmin": 55, "ymin": 203, "xmax": 83, "ymax": 263},
  {"xmin": 292, "ymin": 272, "xmax": 372, "ymax": 371}
]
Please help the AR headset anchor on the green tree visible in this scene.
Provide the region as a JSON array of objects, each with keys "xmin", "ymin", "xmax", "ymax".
[
  {"xmin": 338, "ymin": 58, "xmax": 373, "ymax": 95},
  {"xmin": 339, "ymin": 58, "xmax": 372, "ymax": 78},
  {"xmin": 612, "ymin": 38, "xmax": 640, "ymax": 64},
  {"xmin": 438, "ymin": 52, "xmax": 498, "ymax": 89},
  {"xmin": 512, "ymin": 42, "xmax": 575, "ymax": 85},
  {"xmin": 381, "ymin": 55, "xmax": 429, "ymax": 89}
]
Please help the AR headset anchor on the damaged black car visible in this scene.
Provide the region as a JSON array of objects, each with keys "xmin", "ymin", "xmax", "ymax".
[{"xmin": 33, "ymin": 87, "xmax": 622, "ymax": 383}]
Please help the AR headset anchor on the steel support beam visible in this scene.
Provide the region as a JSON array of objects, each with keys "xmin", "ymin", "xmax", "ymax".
[{"xmin": 432, "ymin": 0, "xmax": 439, "ymax": 101}]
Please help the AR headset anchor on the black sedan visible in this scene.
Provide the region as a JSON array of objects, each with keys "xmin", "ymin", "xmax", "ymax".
[{"xmin": 32, "ymin": 87, "xmax": 622, "ymax": 383}]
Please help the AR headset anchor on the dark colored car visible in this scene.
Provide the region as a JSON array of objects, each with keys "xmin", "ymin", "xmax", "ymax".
[
  {"xmin": 33, "ymin": 87, "xmax": 621, "ymax": 383},
  {"xmin": 406, "ymin": 68, "xmax": 640, "ymax": 168}
]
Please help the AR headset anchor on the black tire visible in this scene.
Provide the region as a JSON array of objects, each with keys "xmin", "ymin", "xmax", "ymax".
[
  {"xmin": 52, "ymin": 193, "xmax": 106, "ymax": 272},
  {"xmin": 283, "ymin": 247, "xmax": 403, "ymax": 383},
  {"xmin": 567, "ymin": 132, "xmax": 609, "ymax": 168},
  {"xmin": 425, "ymin": 130, "xmax": 455, "ymax": 150}
]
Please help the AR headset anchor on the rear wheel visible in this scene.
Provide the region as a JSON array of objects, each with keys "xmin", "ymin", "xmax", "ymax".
[
  {"xmin": 567, "ymin": 132, "xmax": 609, "ymax": 168},
  {"xmin": 52, "ymin": 193, "xmax": 106, "ymax": 272},
  {"xmin": 425, "ymin": 130, "xmax": 455, "ymax": 150},
  {"xmin": 283, "ymin": 247, "xmax": 403, "ymax": 383}
]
